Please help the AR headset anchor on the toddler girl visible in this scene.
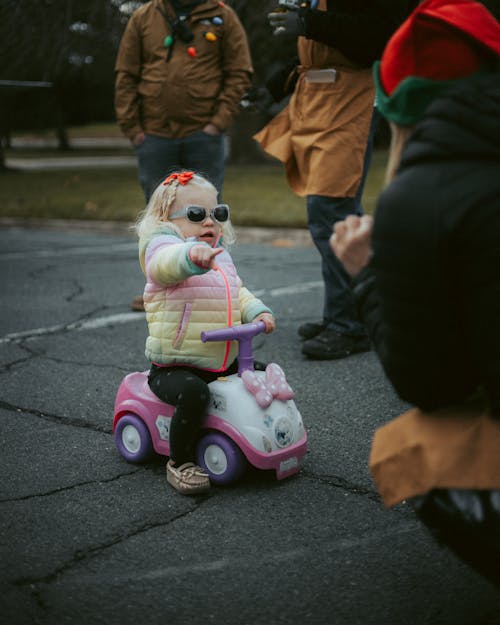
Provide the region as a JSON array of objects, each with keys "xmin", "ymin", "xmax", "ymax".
[{"xmin": 136, "ymin": 171, "xmax": 275, "ymax": 495}]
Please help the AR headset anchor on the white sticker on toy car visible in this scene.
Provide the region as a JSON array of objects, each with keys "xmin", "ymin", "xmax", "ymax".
[
  {"xmin": 209, "ymin": 391, "xmax": 226, "ymax": 412},
  {"xmin": 155, "ymin": 415, "xmax": 171, "ymax": 440},
  {"xmin": 275, "ymin": 417, "xmax": 293, "ymax": 448}
]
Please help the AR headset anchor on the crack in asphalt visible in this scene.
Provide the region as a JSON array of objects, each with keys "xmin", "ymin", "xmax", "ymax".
[
  {"xmin": 20, "ymin": 520, "xmax": 421, "ymax": 590},
  {"xmin": 11, "ymin": 501, "xmax": 208, "ymax": 589},
  {"xmin": 28, "ymin": 262, "xmax": 56, "ymax": 279},
  {"xmin": 0, "ymin": 399, "xmax": 111, "ymax": 434},
  {"xmin": 0, "ymin": 341, "xmax": 135, "ymax": 373},
  {"xmin": 300, "ymin": 471, "xmax": 413, "ymax": 518},
  {"xmin": 0, "ymin": 305, "xmax": 111, "ymax": 345},
  {"xmin": 65, "ymin": 278, "xmax": 84, "ymax": 303},
  {"xmin": 0, "ymin": 354, "xmax": 34, "ymax": 374},
  {"xmin": 301, "ymin": 470, "xmax": 380, "ymax": 502},
  {"xmin": 0, "ymin": 341, "xmax": 49, "ymax": 375},
  {"xmin": 0, "ymin": 469, "xmax": 141, "ymax": 504}
]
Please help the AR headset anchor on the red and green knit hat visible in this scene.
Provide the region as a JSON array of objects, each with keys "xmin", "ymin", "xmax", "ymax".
[{"xmin": 374, "ymin": 0, "xmax": 500, "ymax": 125}]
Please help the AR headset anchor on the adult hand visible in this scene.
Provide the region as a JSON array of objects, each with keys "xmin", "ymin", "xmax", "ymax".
[
  {"xmin": 202, "ymin": 123, "xmax": 221, "ymax": 136},
  {"xmin": 268, "ymin": 10, "xmax": 304, "ymax": 36},
  {"xmin": 255, "ymin": 313, "xmax": 276, "ymax": 334},
  {"xmin": 330, "ymin": 215, "xmax": 374, "ymax": 278},
  {"xmin": 190, "ymin": 245, "xmax": 223, "ymax": 269},
  {"xmin": 131, "ymin": 131, "xmax": 145, "ymax": 147}
]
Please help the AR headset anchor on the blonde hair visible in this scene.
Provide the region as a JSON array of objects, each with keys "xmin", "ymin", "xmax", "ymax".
[
  {"xmin": 135, "ymin": 171, "xmax": 236, "ymax": 246},
  {"xmin": 384, "ymin": 123, "xmax": 416, "ymax": 186}
]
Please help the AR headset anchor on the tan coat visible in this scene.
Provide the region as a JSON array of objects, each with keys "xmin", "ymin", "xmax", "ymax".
[
  {"xmin": 115, "ymin": 0, "xmax": 253, "ymax": 140},
  {"xmin": 254, "ymin": 0, "xmax": 375, "ymax": 198},
  {"xmin": 369, "ymin": 405, "xmax": 500, "ymax": 508}
]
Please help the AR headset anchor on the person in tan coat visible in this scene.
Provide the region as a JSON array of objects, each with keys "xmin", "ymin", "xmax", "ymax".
[
  {"xmin": 115, "ymin": 0, "xmax": 252, "ymax": 203},
  {"xmin": 255, "ymin": 0, "xmax": 417, "ymax": 359}
]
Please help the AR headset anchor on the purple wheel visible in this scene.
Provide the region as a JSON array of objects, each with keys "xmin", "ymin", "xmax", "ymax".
[
  {"xmin": 114, "ymin": 413, "xmax": 154, "ymax": 463},
  {"xmin": 196, "ymin": 432, "xmax": 247, "ymax": 485}
]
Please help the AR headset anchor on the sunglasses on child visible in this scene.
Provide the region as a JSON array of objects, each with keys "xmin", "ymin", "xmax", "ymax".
[{"xmin": 169, "ymin": 204, "xmax": 230, "ymax": 223}]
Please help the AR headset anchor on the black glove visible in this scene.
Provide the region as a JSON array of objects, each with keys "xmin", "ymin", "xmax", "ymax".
[
  {"xmin": 240, "ymin": 87, "xmax": 274, "ymax": 113},
  {"xmin": 268, "ymin": 9, "xmax": 305, "ymax": 36}
]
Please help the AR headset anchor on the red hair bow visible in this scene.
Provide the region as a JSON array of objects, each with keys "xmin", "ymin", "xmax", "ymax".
[{"xmin": 162, "ymin": 171, "xmax": 194, "ymax": 186}]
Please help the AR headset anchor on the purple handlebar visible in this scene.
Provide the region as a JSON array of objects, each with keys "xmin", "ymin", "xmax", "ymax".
[{"xmin": 201, "ymin": 321, "xmax": 266, "ymax": 375}]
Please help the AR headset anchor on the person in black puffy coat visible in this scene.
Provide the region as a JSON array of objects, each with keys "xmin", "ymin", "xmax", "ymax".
[
  {"xmin": 330, "ymin": 0, "xmax": 500, "ymax": 587},
  {"xmin": 357, "ymin": 71, "xmax": 500, "ymax": 415}
]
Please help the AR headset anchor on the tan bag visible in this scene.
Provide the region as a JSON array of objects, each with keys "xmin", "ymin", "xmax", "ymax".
[{"xmin": 369, "ymin": 404, "xmax": 500, "ymax": 508}]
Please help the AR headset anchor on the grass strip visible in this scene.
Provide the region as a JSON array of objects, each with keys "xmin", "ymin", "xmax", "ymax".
[{"xmin": 0, "ymin": 153, "xmax": 387, "ymax": 227}]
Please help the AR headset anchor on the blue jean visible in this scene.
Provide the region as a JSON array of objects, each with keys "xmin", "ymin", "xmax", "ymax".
[
  {"xmin": 135, "ymin": 131, "xmax": 225, "ymax": 202},
  {"xmin": 306, "ymin": 108, "xmax": 378, "ymax": 336}
]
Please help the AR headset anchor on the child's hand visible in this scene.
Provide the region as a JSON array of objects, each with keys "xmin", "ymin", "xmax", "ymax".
[
  {"xmin": 255, "ymin": 313, "xmax": 276, "ymax": 334},
  {"xmin": 190, "ymin": 245, "xmax": 223, "ymax": 269}
]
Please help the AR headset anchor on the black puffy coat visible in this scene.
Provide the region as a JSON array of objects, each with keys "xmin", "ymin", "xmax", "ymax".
[{"xmin": 355, "ymin": 73, "xmax": 500, "ymax": 415}]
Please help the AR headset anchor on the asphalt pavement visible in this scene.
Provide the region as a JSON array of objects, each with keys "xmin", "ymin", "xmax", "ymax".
[{"xmin": 1, "ymin": 224, "xmax": 499, "ymax": 625}]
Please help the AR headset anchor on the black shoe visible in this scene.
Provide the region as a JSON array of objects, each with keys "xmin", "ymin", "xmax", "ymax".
[
  {"xmin": 297, "ymin": 321, "xmax": 327, "ymax": 340},
  {"xmin": 301, "ymin": 329, "xmax": 371, "ymax": 360}
]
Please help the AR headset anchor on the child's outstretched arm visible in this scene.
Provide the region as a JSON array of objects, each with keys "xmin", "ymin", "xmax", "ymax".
[
  {"xmin": 189, "ymin": 245, "xmax": 224, "ymax": 270},
  {"xmin": 143, "ymin": 237, "xmax": 222, "ymax": 286}
]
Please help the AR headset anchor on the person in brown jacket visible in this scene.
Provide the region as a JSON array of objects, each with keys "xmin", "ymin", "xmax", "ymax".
[
  {"xmin": 115, "ymin": 0, "xmax": 252, "ymax": 201},
  {"xmin": 115, "ymin": 0, "xmax": 253, "ymax": 310}
]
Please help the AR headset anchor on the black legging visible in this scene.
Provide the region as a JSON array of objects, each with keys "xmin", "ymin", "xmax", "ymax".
[
  {"xmin": 148, "ymin": 360, "xmax": 265, "ymax": 466},
  {"xmin": 148, "ymin": 361, "xmax": 238, "ymax": 466}
]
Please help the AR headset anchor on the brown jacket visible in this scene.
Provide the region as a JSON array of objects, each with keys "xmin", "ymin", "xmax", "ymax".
[
  {"xmin": 115, "ymin": 0, "xmax": 253, "ymax": 140},
  {"xmin": 254, "ymin": 0, "xmax": 374, "ymax": 198}
]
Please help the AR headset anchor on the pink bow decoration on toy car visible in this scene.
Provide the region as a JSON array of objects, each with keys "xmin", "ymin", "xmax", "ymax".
[{"xmin": 241, "ymin": 363, "xmax": 295, "ymax": 408}]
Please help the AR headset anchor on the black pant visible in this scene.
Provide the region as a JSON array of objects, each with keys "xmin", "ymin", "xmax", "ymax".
[{"xmin": 148, "ymin": 361, "xmax": 239, "ymax": 465}]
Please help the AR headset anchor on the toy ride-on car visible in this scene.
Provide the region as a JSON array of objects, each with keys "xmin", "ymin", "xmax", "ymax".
[{"xmin": 113, "ymin": 321, "xmax": 307, "ymax": 485}]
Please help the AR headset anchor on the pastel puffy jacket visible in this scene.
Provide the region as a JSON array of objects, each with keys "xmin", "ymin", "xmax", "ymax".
[{"xmin": 140, "ymin": 230, "xmax": 272, "ymax": 370}]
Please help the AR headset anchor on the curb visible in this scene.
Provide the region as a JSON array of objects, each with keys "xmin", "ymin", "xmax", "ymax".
[{"xmin": 0, "ymin": 217, "xmax": 313, "ymax": 248}]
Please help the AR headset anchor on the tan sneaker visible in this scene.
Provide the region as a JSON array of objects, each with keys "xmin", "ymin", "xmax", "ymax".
[{"xmin": 166, "ymin": 460, "xmax": 210, "ymax": 495}]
